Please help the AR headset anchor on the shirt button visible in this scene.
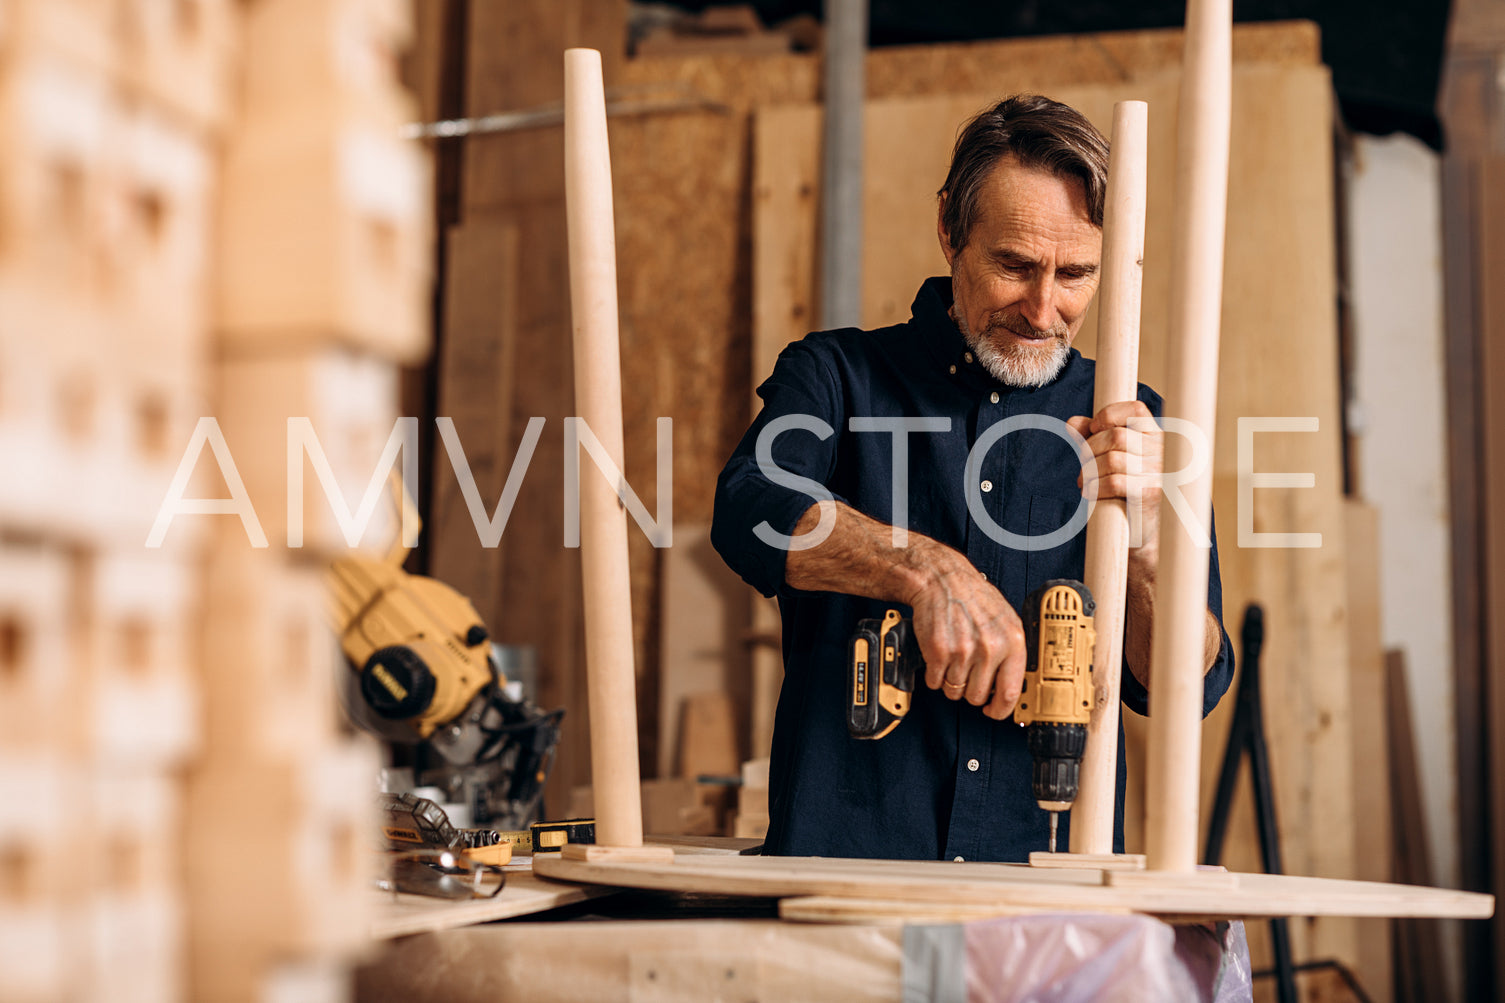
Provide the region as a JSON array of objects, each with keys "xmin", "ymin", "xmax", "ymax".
[
  {"xmin": 967, "ymin": 758, "xmax": 980, "ymax": 772},
  {"xmin": 964, "ymin": 352, "xmax": 974, "ymax": 364},
  {"xmin": 990, "ymin": 391, "xmax": 1000, "ymax": 404},
  {"xmin": 980, "ymin": 479, "xmax": 993, "ymax": 493},
  {"xmin": 949, "ymin": 364, "xmax": 957, "ymax": 375},
  {"xmin": 954, "ymin": 856, "xmax": 965, "ymax": 862}
]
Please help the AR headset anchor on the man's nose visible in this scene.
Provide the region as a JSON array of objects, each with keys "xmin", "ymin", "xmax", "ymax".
[{"xmin": 1019, "ymin": 277, "xmax": 1056, "ymax": 332}]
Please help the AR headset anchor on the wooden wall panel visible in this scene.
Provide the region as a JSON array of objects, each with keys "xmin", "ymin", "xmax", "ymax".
[
  {"xmin": 1475, "ymin": 153, "xmax": 1505, "ymax": 1003},
  {"xmin": 1440, "ymin": 3, "xmax": 1505, "ymax": 993},
  {"xmin": 429, "ymin": 221, "xmax": 517, "ymax": 623}
]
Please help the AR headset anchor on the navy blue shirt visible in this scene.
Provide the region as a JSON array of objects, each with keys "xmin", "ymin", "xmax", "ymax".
[{"xmin": 711, "ymin": 277, "xmax": 1235, "ymax": 862}]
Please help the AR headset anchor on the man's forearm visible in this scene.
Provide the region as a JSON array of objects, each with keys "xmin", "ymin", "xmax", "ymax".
[
  {"xmin": 783, "ymin": 502, "xmax": 938, "ymax": 604},
  {"xmin": 1123, "ymin": 559, "xmax": 1223, "ymax": 689},
  {"xmin": 783, "ymin": 501, "xmax": 1029, "ymax": 719}
]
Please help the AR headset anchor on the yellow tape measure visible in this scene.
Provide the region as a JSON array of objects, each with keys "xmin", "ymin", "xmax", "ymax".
[{"xmin": 494, "ymin": 818, "xmax": 596, "ymax": 854}]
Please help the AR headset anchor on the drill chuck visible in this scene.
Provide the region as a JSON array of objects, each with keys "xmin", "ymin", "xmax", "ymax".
[{"xmin": 1028, "ymin": 721, "xmax": 1088, "ymax": 809}]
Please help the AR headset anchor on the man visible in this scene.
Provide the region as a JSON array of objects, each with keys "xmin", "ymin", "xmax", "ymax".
[{"xmin": 711, "ymin": 94, "xmax": 1234, "ymax": 862}]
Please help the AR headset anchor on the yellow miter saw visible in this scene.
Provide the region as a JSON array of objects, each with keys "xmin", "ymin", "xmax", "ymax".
[{"xmin": 328, "ymin": 486, "xmax": 562, "ymax": 830}]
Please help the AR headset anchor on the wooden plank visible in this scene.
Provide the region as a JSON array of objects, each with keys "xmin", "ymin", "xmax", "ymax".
[
  {"xmin": 864, "ymin": 21, "xmax": 1321, "ymax": 99},
  {"xmin": 1437, "ymin": 150, "xmax": 1492, "ymax": 1003},
  {"xmin": 427, "ymin": 221, "xmax": 518, "ymax": 621},
  {"xmin": 658, "ymin": 524, "xmax": 750, "ymax": 777},
  {"xmin": 1344, "ymin": 501, "xmax": 1393, "ymax": 1002},
  {"xmin": 559, "ymin": 842, "xmax": 677, "ymax": 863},
  {"xmin": 1476, "ymin": 153, "xmax": 1505, "ymax": 1003},
  {"xmin": 533, "ymin": 853, "xmax": 1493, "ymax": 920},
  {"xmin": 1029, "ymin": 852, "xmax": 1146, "ymax": 870},
  {"xmin": 368, "ymin": 870, "xmax": 618, "ymax": 939},
  {"xmin": 1386, "ymin": 649, "xmax": 1448, "ymax": 1001},
  {"xmin": 779, "ymin": 896, "xmax": 1119, "ymax": 924}
]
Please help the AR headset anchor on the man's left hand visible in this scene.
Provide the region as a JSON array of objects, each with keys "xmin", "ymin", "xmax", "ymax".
[{"xmin": 1066, "ymin": 401, "xmax": 1163, "ymax": 564}]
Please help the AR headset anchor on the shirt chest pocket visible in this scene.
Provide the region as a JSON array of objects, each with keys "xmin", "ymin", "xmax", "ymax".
[{"xmin": 1022, "ymin": 492, "xmax": 1090, "ymax": 591}]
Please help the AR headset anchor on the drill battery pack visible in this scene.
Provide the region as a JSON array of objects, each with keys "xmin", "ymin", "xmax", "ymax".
[{"xmin": 847, "ymin": 609, "xmax": 920, "ymax": 740}]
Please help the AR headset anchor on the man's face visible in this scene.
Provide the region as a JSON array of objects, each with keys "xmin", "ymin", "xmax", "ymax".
[{"xmin": 938, "ymin": 156, "xmax": 1102, "ymax": 387}]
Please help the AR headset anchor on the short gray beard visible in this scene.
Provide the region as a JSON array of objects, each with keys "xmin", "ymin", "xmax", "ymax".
[{"xmin": 952, "ymin": 308, "xmax": 1071, "ymax": 388}]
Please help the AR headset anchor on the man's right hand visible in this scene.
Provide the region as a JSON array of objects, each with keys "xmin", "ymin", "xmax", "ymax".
[
  {"xmin": 783, "ymin": 501, "xmax": 1027, "ymax": 720},
  {"xmin": 902, "ymin": 544, "xmax": 1027, "ymax": 721}
]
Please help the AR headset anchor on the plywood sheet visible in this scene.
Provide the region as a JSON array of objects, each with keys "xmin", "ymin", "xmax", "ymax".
[
  {"xmin": 368, "ymin": 870, "xmax": 618, "ymax": 939},
  {"xmin": 535, "ymin": 854, "xmax": 1492, "ymax": 920}
]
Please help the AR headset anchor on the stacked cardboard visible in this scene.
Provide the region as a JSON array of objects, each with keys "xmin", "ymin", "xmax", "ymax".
[{"xmin": 0, "ymin": 1, "xmax": 432, "ymax": 999}]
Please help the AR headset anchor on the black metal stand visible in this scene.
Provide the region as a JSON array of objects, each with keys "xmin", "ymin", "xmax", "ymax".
[{"xmin": 1203, "ymin": 604, "xmax": 1297, "ymax": 1003}]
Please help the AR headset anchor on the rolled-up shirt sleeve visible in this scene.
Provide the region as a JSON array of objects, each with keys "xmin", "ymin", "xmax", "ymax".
[
  {"xmin": 1117, "ymin": 507, "xmax": 1236, "ymax": 719},
  {"xmin": 712, "ymin": 338, "xmax": 849, "ymax": 598}
]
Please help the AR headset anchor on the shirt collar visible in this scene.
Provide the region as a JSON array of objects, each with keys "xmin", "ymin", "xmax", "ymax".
[{"xmin": 909, "ymin": 276, "xmax": 1083, "ymax": 397}]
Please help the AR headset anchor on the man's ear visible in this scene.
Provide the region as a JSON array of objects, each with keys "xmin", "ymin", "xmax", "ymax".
[{"xmin": 937, "ymin": 193, "xmax": 957, "ymax": 267}]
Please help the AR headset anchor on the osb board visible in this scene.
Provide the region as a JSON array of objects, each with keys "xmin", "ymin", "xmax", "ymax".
[
  {"xmin": 623, "ymin": 20, "xmax": 1320, "ymax": 110},
  {"xmin": 749, "ymin": 63, "xmax": 1356, "ymax": 974},
  {"xmin": 533, "ymin": 854, "xmax": 1492, "ymax": 920},
  {"xmin": 368, "ymin": 870, "xmax": 618, "ymax": 939},
  {"xmin": 863, "ymin": 21, "xmax": 1321, "ymax": 98},
  {"xmin": 356, "ymin": 919, "xmax": 902, "ymax": 1003}
]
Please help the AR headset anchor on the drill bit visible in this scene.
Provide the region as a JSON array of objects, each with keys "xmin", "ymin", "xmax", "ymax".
[{"xmin": 1048, "ymin": 811, "xmax": 1059, "ymax": 853}]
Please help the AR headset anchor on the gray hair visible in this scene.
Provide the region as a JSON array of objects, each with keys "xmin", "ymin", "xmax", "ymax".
[{"xmin": 938, "ymin": 94, "xmax": 1109, "ymax": 251}]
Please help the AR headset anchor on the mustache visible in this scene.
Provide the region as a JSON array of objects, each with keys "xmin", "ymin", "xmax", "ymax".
[{"xmin": 984, "ymin": 311, "xmax": 1070, "ymax": 342}]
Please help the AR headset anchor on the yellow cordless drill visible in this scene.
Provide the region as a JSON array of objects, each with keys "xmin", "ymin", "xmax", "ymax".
[
  {"xmin": 846, "ymin": 579, "xmax": 1097, "ymax": 853},
  {"xmin": 1013, "ymin": 580, "xmax": 1097, "ymax": 852}
]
